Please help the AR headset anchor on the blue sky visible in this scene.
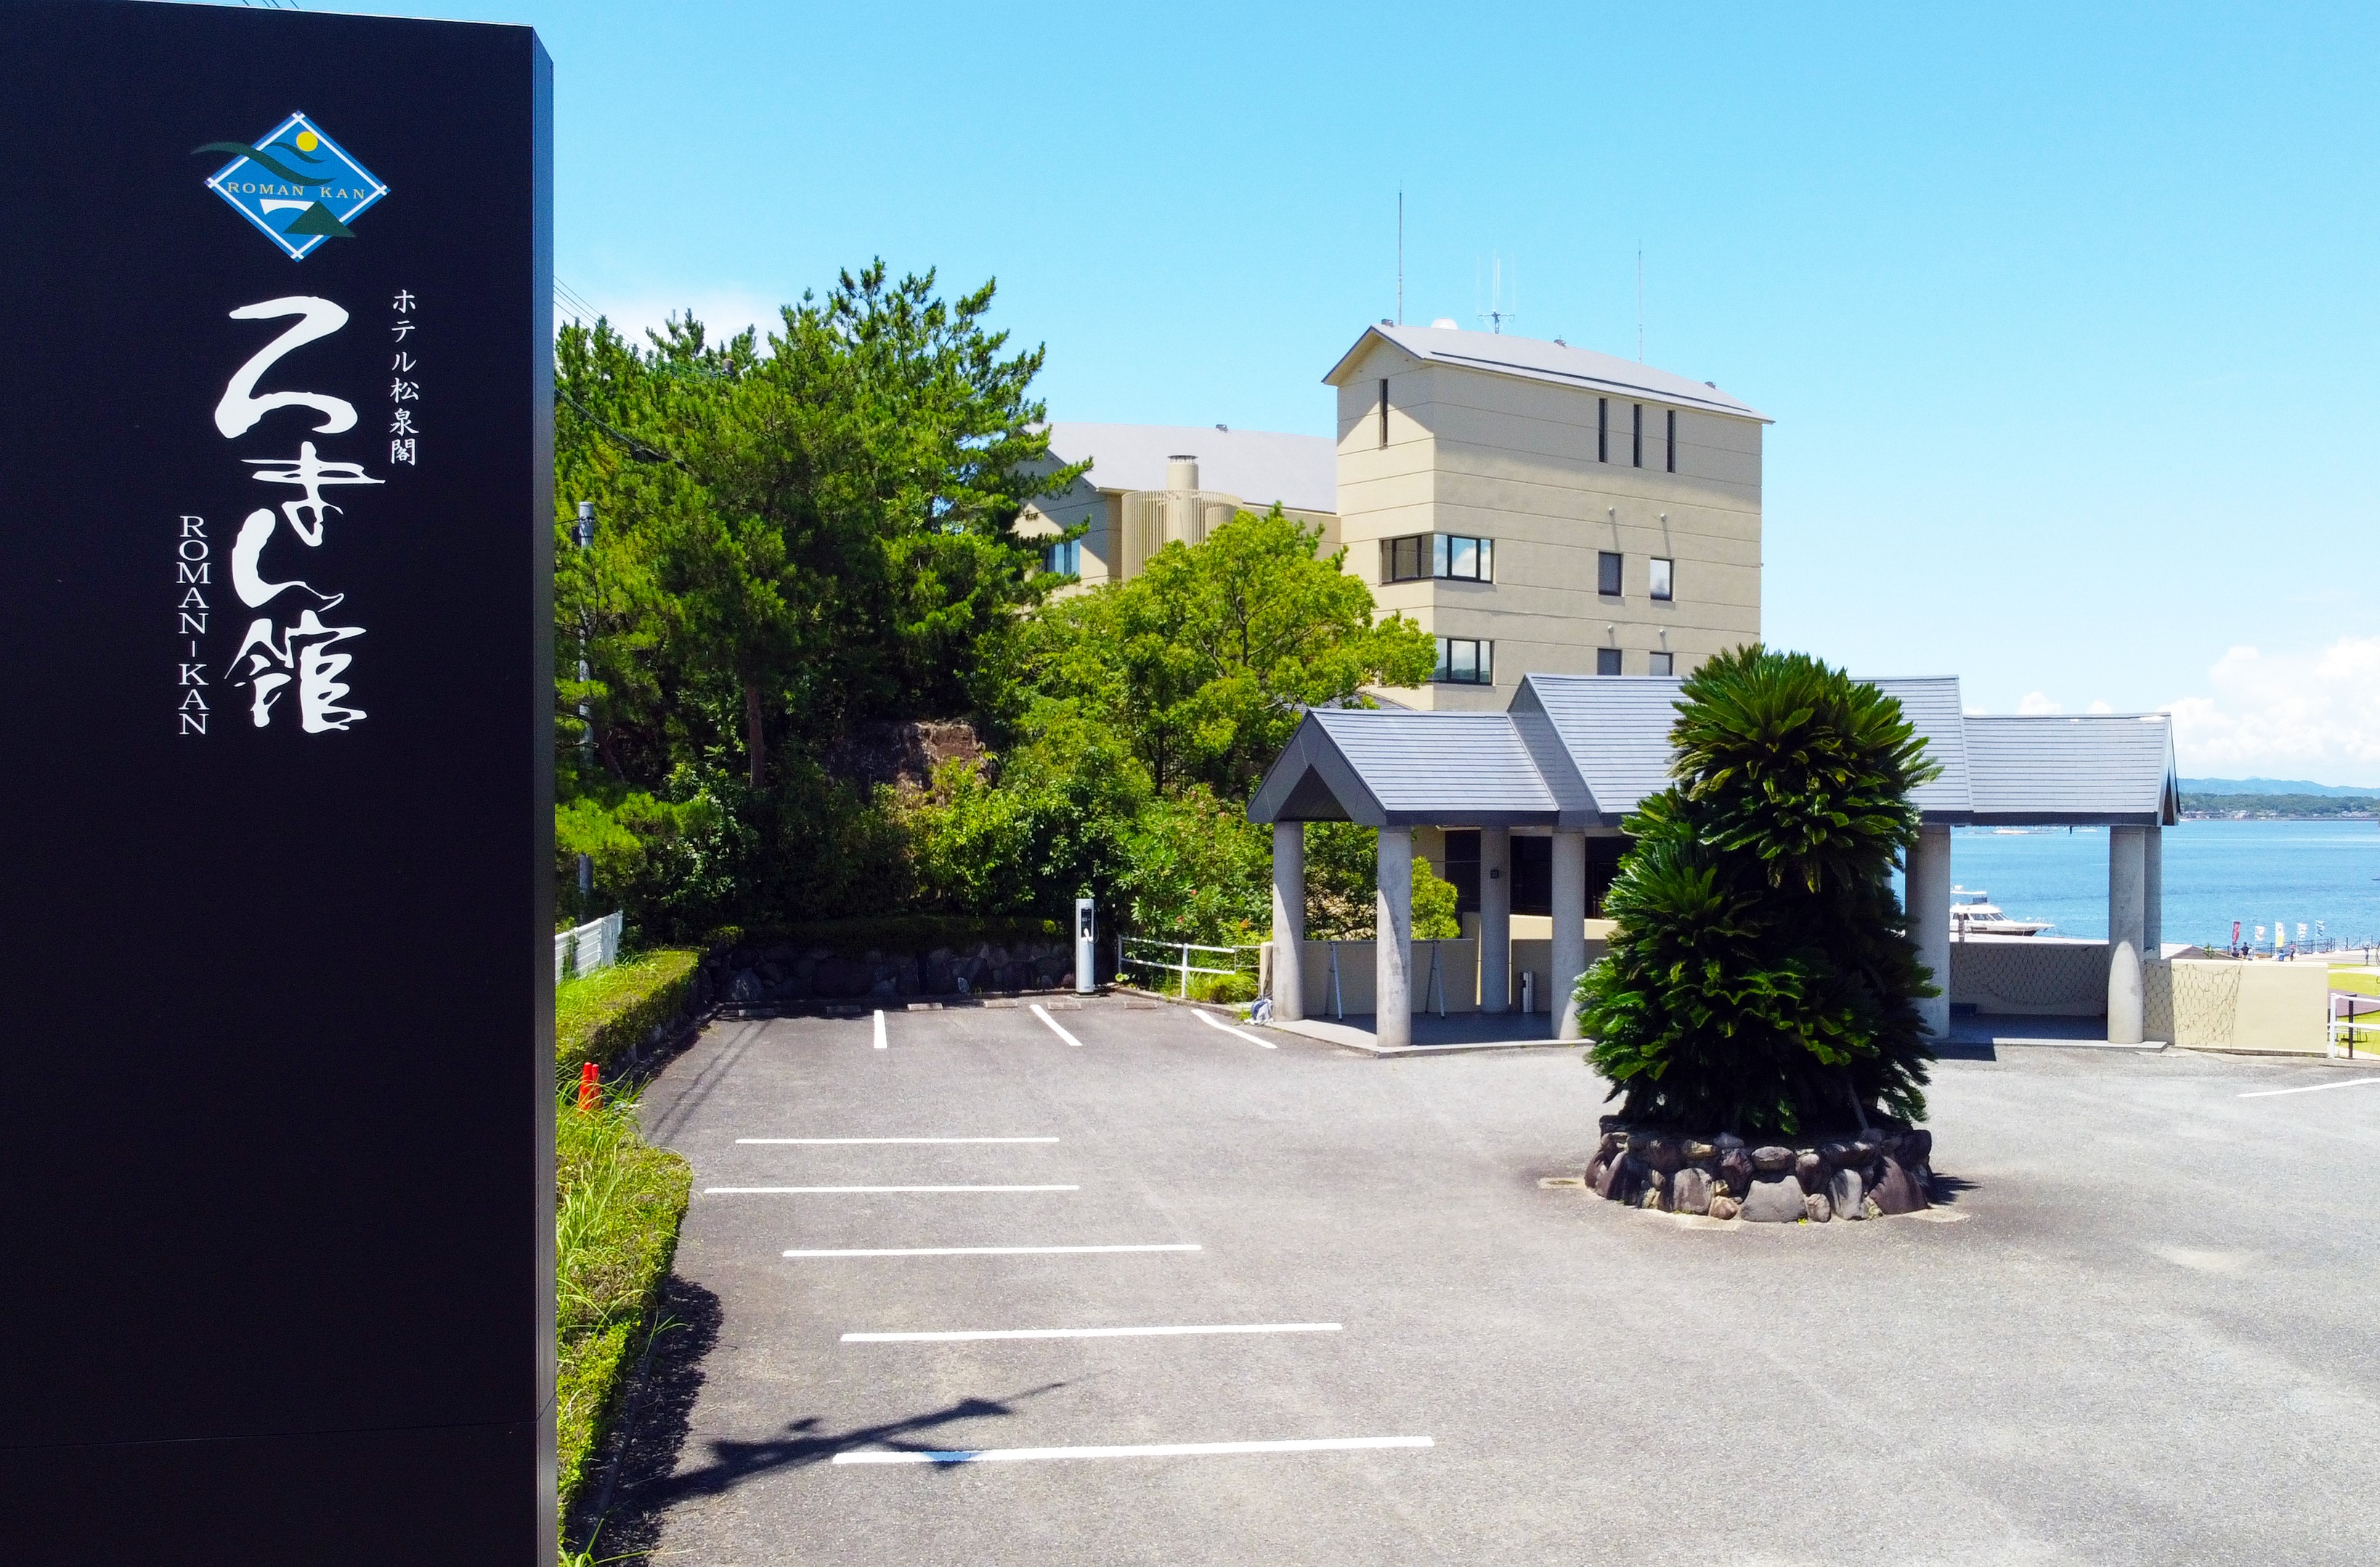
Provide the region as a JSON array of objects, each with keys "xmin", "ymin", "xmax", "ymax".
[{"xmin": 283, "ymin": 0, "xmax": 2379, "ymax": 781}]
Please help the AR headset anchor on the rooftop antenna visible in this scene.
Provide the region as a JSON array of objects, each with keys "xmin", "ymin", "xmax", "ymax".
[
  {"xmin": 1396, "ymin": 190, "xmax": 1403, "ymax": 326},
  {"xmin": 1477, "ymin": 253, "xmax": 1517, "ymax": 334},
  {"xmin": 1636, "ymin": 246, "xmax": 1644, "ymax": 361}
]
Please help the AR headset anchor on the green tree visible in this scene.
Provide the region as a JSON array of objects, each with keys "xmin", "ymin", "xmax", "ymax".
[
  {"xmin": 896, "ymin": 700, "xmax": 1151, "ymax": 918},
  {"xmin": 1412, "ymin": 859, "xmax": 1461, "ymax": 940},
  {"xmin": 1028, "ymin": 508, "xmax": 1436, "ymax": 797},
  {"xmin": 1580, "ymin": 646, "xmax": 1941, "ymax": 1137},
  {"xmin": 554, "ymin": 264, "xmax": 1081, "ymax": 797}
]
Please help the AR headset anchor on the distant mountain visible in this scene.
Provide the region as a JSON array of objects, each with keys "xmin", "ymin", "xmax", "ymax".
[{"xmin": 2181, "ymin": 777, "xmax": 2380, "ymax": 797}]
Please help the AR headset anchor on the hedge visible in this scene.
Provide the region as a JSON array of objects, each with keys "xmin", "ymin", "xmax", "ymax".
[
  {"xmin": 556, "ymin": 1082, "xmax": 690, "ymax": 1523},
  {"xmin": 704, "ymin": 914, "xmax": 1063, "ymax": 959},
  {"xmin": 555, "ymin": 948, "xmax": 701, "ymax": 1075}
]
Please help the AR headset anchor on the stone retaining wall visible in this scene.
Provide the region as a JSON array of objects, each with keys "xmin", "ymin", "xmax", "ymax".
[
  {"xmin": 712, "ymin": 937, "xmax": 1076, "ymax": 1007},
  {"xmin": 1586, "ymin": 1120, "xmax": 1936, "ymax": 1223}
]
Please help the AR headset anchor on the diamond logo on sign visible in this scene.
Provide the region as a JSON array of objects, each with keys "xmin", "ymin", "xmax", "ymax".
[{"xmin": 195, "ymin": 113, "xmax": 388, "ymax": 261}]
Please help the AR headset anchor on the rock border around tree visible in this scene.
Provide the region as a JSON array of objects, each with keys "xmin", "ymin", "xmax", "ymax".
[{"xmin": 1585, "ymin": 1118, "xmax": 1935, "ymax": 1222}]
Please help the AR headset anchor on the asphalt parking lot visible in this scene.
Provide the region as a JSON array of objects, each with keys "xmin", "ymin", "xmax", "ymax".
[{"xmin": 614, "ymin": 996, "xmax": 2380, "ymax": 1566}]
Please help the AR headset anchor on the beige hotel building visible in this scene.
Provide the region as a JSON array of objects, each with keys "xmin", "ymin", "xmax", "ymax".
[{"xmin": 1022, "ymin": 322, "xmax": 1768, "ymax": 709}]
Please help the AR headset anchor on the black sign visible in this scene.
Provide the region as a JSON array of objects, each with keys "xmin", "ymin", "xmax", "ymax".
[{"xmin": 0, "ymin": 4, "xmax": 553, "ymax": 1560}]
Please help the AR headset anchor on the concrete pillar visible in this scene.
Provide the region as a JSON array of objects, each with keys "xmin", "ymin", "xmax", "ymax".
[
  {"xmin": 2108, "ymin": 824, "xmax": 2146, "ymax": 1044},
  {"xmin": 1375, "ymin": 827, "xmax": 1413, "ymax": 1048},
  {"xmin": 2143, "ymin": 823, "xmax": 2163, "ymax": 956},
  {"xmin": 1270, "ymin": 821, "xmax": 1304, "ymax": 1022},
  {"xmin": 1479, "ymin": 827, "xmax": 1511, "ymax": 1013},
  {"xmin": 1906, "ymin": 824, "xmax": 1952, "ymax": 1039},
  {"xmin": 1551, "ymin": 830, "xmax": 1588, "ymax": 1041}
]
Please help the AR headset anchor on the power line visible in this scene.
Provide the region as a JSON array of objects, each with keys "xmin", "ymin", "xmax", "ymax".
[{"xmin": 553, "ymin": 277, "xmax": 602, "ymax": 325}]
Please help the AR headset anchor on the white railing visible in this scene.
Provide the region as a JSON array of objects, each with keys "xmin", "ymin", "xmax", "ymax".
[
  {"xmin": 1117, "ymin": 935, "xmax": 1259, "ymax": 999},
  {"xmin": 555, "ymin": 911, "xmax": 623, "ymax": 985},
  {"xmin": 2328, "ymin": 990, "xmax": 2379, "ymax": 1058}
]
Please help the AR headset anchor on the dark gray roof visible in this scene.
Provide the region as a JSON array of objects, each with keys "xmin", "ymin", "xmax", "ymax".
[
  {"xmin": 1520, "ymin": 674, "xmax": 1686, "ymax": 827},
  {"xmin": 1869, "ymin": 677, "xmax": 1973, "ymax": 819},
  {"xmin": 1323, "ymin": 324, "xmax": 1771, "ymax": 423},
  {"xmin": 1245, "ymin": 709, "xmax": 1558, "ymax": 827},
  {"xmin": 1965, "ymin": 715, "xmax": 2180, "ymax": 824},
  {"xmin": 1247, "ymin": 675, "xmax": 2180, "ymax": 829}
]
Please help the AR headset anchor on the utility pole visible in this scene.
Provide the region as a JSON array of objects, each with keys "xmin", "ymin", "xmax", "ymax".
[
  {"xmin": 1396, "ymin": 190, "xmax": 1403, "ymax": 326},
  {"xmin": 574, "ymin": 500, "xmax": 594, "ymax": 913}
]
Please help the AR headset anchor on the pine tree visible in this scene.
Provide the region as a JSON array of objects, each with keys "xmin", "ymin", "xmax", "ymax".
[{"xmin": 1580, "ymin": 646, "xmax": 1941, "ymax": 1137}]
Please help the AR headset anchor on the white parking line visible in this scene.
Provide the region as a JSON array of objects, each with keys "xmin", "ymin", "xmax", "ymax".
[
  {"xmin": 832, "ymin": 1436, "xmax": 1432, "ymax": 1466},
  {"xmin": 872, "ymin": 1010, "xmax": 888, "ymax": 1049},
  {"xmin": 842, "ymin": 1322, "xmax": 1341, "ymax": 1343},
  {"xmin": 2238, "ymin": 1075, "xmax": 2380, "ymax": 1099},
  {"xmin": 1193, "ymin": 1008, "xmax": 1277, "ymax": 1049},
  {"xmin": 1028, "ymin": 1004, "xmax": 1084, "ymax": 1047},
  {"xmin": 707, "ymin": 1185, "xmax": 1079, "ymax": 1194},
  {"xmin": 736, "ymin": 1137, "xmax": 1060, "ymax": 1146},
  {"xmin": 783, "ymin": 1244, "xmax": 1199, "ymax": 1258}
]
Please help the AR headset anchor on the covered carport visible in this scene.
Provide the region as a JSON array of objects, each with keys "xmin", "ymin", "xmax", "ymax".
[{"xmin": 1247, "ymin": 674, "xmax": 2180, "ymax": 1051}]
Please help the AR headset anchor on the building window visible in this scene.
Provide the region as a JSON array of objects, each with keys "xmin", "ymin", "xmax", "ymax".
[
  {"xmin": 1434, "ymin": 636, "xmax": 1492, "ymax": 684},
  {"xmin": 1596, "ymin": 646, "xmax": 1623, "ymax": 676},
  {"xmin": 1632, "ymin": 403, "xmax": 1643, "ymax": 468},
  {"xmin": 1597, "ymin": 397, "xmax": 1608, "ymax": 463},
  {"xmin": 1597, "ymin": 550, "xmax": 1622, "ymax": 596},
  {"xmin": 1042, "ymin": 538, "xmax": 1080, "ymax": 576},
  {"xmin": 1649, "ymin": 555, "xmax": 1673, "ymax": 601},
  {"xmin": 1383, "ymin": 533, "xmax": 1493, "ymax": 582},
  {"xmin": 1378, "ymin": 378, "xmax": 1389, "ymax": 449},
  {"xmin": 1665, "ymin": 409, "xmax": 1677, "ymax": 473},
  {"xmin": 1648, "ymin": 651, "xmax": 1674, "ymax": 676}
]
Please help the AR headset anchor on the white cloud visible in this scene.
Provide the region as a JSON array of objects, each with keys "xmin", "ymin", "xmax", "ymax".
[
  {"xmin": 2166, "ymin": 636, "xmax": 2380, "ymax": 784},
  {"xmin": 2017, "ymin": 691, "xmax": 2063, "ymax": 715},
  {"xmin": 2085, "ymin": 699, "xmax": 2113, "ymax": 714}
]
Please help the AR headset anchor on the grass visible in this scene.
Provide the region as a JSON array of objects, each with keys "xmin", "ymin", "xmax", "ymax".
[
  {"xmin": 553, "ymin": 948, "xmax": 706, "ymax": 1548},
  {"xmin": 556, "ymin": 1079, "xmax": 691, "ymax": 1531},
  {"xmin": 1187, "ymin": 969, "xmax": 1259, "ymax": 1004},
  {"xmin": 556, "ymin": 949, "xmax": 701, "ymax": 1073}
]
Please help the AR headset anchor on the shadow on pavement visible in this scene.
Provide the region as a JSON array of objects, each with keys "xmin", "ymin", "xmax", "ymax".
[
  {"xmin": 566, "ymin": 1274, "xmax": 721, "ymax": 1560},
  {"xmin": 577, "ymin": 1277, "xmax": 1068, "ymax": 1556},
  {"xmin": 1928, "ymin": 1171, "xmax": 1978, "ymax": 1206},
  {"xmin": 643, "ymin": 1379, "xmax": 1066, "ymax": 1503}
]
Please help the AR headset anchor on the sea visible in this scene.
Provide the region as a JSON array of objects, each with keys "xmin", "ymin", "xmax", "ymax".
[{"xmin": 1901, "ymin": 820, "xmax": 2380, "ymax": 952}]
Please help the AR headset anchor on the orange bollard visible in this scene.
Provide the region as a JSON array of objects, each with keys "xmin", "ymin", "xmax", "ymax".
[{"xmin": 577, "ymin": 1060, "xmax": 599, "ymax": 1112}]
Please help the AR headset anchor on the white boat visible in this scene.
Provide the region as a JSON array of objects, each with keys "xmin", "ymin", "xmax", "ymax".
[{"xmin": 1950, "ymin": 886, "xmax": 2053, "ymax": 937}]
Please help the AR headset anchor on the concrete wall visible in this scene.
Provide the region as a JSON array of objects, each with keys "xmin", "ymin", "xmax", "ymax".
[
  {"xmin": 2145, "ymin": 958, "xmax": 2331, "ymax": 1055},
  {"xmin": 1948, "ymin": 937, "xmax": 2109, "ymax": 1017},
  {"xmin": 1507, "ymin": 936, "xmax": 1610, "ymax": 1015},
  {"xmin": 1297, "ymin": 938, "xmax": 1477, "ymax": 1015},
  {"xmin": 1333, "ymin": 336, "xmax": 1763, "ymax": 712},
  {"xmin": 1948, "ymin": 938, "xmax": 2332, "ymax": 1051}
]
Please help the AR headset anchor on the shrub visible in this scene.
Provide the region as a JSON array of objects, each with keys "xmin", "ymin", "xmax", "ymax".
[
  {"xmin": 1412, "ymin": 858, "xmax": 1461, "ymax": 940},
  {"xmin": 1580, "ymin": 646, "xmax": 1940, "ymax": 1137},
  {"xmin": 556, "ymin": 949, "xmax": 702, "ymax": 1075},
  {"xmin": 1188, "ymin": 969, "xmax": 1259, "ymax": 1004},
  {"xmin": 709, "ymin": 914, "xmax": 1064, "ymax": 958},
  {"xmin": 556, "ymin": 1080, "xmax": 690, "ymax": 1523},
  {"xmin": 1114, "ymin": 785, "xmax": 1272, "ymax": 944}
]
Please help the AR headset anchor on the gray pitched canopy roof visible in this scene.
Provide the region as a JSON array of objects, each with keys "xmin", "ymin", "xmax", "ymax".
[{"xmin": 1246, "ymin": 675, "xmax": 2180, "ymax": 829}]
